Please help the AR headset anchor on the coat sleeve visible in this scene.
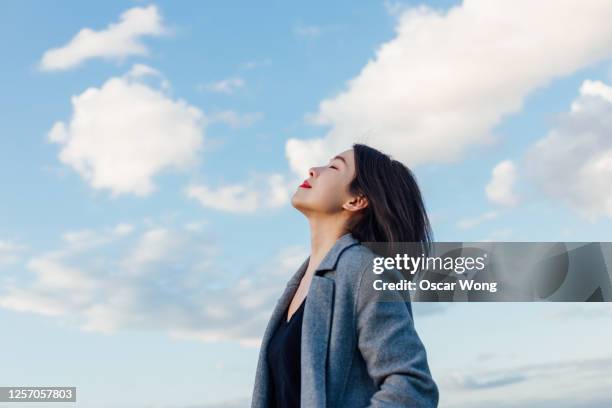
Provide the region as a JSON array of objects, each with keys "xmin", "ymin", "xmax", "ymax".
[{"xmin": 355, "ymin": 262, "xmax": 440, "ymax": 408}]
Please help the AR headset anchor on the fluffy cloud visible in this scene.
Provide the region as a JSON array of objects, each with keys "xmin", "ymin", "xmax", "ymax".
[
  {"xmin": 0, "ymin": 222, "xmax": 308, "ymax": 347},
  {"xmin": 39, "ymin": 5, "xmax": 167, "ymax": 71},
  {"xmin": 185, "ymin": 173, "xmax": 297, "ymax": 214},
  {"xmin": 486, "ymin": 160, "xmax": 519, "ymax": 207},
  {"xmin": 113, "ymin": 223, "xmax": 135, "ymax": 236},
  {"xmin": 125, "ymin": 63, "xmax": 166, "ymax": 84},
  {"xmin": 286, "ymin": 0, "xmax": 612, "ymax": 176},
  {"xmin": 522, "ymin": 79, "xmax": 612, "ymax": 221},
  {"xmin": 47, "ymin": 65, "xmax": 205, "ymax": 197}
]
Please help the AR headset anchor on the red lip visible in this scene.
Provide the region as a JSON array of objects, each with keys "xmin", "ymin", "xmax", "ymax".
[{"xmin": 299, "ymin": 180, "xmax": 312, "ymax": 188}]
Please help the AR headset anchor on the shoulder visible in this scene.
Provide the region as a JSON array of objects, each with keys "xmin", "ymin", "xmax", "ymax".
[
  {"xmin": 335, "ymin": 244, "xmax": 410, "ymax": 303},
  {"xmin": 334, "ymin": 243, "xmax": 379, "ymax": 286}
]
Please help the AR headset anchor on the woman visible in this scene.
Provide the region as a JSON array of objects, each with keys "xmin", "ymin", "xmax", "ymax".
[{"xmin": 251, "ymin": 143, "xmax": 439, "ymax": 407}]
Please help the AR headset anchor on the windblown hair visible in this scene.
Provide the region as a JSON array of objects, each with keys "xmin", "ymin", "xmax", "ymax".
[{"xmin": 347, "ymin": 143, "xmax": 434, "ymax": 256}]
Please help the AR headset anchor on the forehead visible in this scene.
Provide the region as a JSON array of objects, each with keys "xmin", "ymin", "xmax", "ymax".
[{"xmin": 335, "ymin": 149, "xmax": 354, "ymax": 166}]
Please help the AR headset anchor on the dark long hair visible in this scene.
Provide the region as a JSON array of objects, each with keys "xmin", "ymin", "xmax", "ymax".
[{"xmin": 347, "ymin": 143, "xmax": 434, "ymax": 257}]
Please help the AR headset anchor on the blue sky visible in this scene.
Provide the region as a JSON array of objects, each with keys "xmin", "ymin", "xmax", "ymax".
[{"xmin": 1, "ymin": 1, "xmax": 612, "ymax": 407}]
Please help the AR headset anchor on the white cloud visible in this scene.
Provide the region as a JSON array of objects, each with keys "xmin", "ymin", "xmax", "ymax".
[
  {"xmin": 523, "ymin": 79, "xmax": 612, "ymax": 221},
  {"xmin": 61, "ymin": 229, "xmax": 113, "ymax": 251},
  {"xmin": 47, "ymin": 65, "xmax": 205, "ymax": 197},
  {"xmin": 124, "ymin": 63, "xmax": 171, "ymax": 91},
  {"xmin": 113, "ymin": 223, "xmax": 135, "ymax": 236},
  {"xmin": 126, "ymin": 63, "xmax": 162, "ymax": 80},
  {"xmin": 182, "ymin": 220, "xmax": 208, "ymax": 233},
  {"xmin": 286, "ymin": 0, "xmax": 612, "ymax": 177},
  {"xmin": 27, "ymin": 255, "xmax": 100, "ymax": 292},
  {"xmin": 202, "ymin": 77, "xmax": 245, "ymax": 94},
  {"xmin": 486, "ymin": 160, "xmax": 519, "ymax": 207},
  {"xmin": 120, "ymin": 227, "xmax": 182, "ymax": 274},
  {"xmin": 186, "ymin": 173, "xmax": 297, "ymax": 214},
  {"xmin": 0, "ymin": 290, "xmax": 69, "ymax": 317},
  {"xmin": 0, "ymin": 221, "xmax": 308, "ymax": 346},
  {"xmin": 39, "ymin": 5, "xmax": 167, "ymax": 71}
]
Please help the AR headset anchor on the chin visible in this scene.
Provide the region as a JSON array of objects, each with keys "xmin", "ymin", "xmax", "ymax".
[
  {"xmin": 291, "ymin": 194, "xmax": 311, "ymax": 213},
  {"xmin": 290, "ymin": 194, "xmax": 303, "ymax": 209}
]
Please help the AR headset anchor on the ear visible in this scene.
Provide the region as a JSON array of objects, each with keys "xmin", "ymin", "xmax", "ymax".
[{"xmin": 343, "ymin": 193, "xmax": 368, "ymax": 212}]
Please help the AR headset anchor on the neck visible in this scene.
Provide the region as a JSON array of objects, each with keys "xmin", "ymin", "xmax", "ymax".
[{"xmin": 306, "ymin": 215, "xmax": 349, "ymax": 274}]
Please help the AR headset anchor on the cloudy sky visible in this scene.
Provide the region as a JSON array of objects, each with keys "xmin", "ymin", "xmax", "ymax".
[{"xmin": 1, "ymin": 1, "xmax": 612, "ymax": 407}]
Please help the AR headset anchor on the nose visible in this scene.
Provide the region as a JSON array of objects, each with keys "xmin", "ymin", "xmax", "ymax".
[{"xmin": 308, "ymin": 167, "xmax": 318, "ymax": 178}]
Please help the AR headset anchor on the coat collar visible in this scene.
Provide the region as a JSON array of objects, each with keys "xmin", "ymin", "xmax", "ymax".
[
  {"xmin": 286, "ymin": 232, "xmax": 361, "ymax": 287},
  {"xmin": 252, "ymin": 231, "xmax": 361, "ymax": 407}
]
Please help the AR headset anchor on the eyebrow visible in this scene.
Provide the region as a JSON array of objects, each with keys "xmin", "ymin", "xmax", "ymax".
[{"xmin": 329, "ymin": 155, "xmax": 347, "ymax": 166}]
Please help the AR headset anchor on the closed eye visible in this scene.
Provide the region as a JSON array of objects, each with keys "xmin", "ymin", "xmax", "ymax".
[{"xmin": 329, "ymin": 165, "xmax": 337, "ymax": 169}]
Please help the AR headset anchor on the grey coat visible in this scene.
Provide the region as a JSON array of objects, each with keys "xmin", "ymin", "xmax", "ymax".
[{"xmin": 251, "ymin": 232, "xmax": 439, "ymax": 407}]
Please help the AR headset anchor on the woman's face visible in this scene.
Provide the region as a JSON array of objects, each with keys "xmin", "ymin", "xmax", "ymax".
[{"xmin": 291, "ymin": 148, "xmax": 362, "ymax": 216}]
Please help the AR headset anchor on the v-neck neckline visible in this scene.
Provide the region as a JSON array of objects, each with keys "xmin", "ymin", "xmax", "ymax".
[{"xmin": 285, "ymin": 297, "xmax": 306, "ymax": 324}]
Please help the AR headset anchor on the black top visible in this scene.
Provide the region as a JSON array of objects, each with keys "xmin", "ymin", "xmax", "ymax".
[{"xmin": 267, "ymin": 296, "xmax": 307, "ymax": 408}]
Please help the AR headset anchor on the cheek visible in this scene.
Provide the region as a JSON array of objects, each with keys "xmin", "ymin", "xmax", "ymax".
[
  {"xmin": 292, "ymin": 173, "xmax": 351, "ymax": 212},
  {"xmin": 314, "ymin": 179, "xmax": 348, "ymax": 210}
]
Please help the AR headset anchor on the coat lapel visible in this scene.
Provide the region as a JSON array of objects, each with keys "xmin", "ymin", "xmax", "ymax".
[
  {"xmin": 301, "ymin": 274, "xmax": 334, "ymax": 407},
  {"xmin": 252, "ymin": 257, "xmax": 307, "ymax": 407},
  {"xmin": 260, "ymin": 256, "xmax": 308, "ymax": 353},
  {"xmin": 253, "ymin": 233, "xmax": 361, "ymax": 408},
  {"xmin": 300, "ymin": 233, "xmax": 361, "ymax": 407}
]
